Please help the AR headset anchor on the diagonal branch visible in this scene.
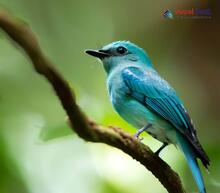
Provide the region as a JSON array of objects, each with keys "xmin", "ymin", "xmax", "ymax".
[{"xmin": 0, "ymin": 10, "xmax": 185, "ymax": 193}]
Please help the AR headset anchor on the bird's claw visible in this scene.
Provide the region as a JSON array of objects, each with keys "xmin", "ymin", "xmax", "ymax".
[
  {"xmin": 134, "ymin": 132, "xmax": 144, "ymax": 141},
  {"xmin": 154, "ymin": 143, "xmax": 168, "ymax": 156},
  {"xmin": 133, "ymin": 124, "xmax": 152, "ymax": 141},
  {"xmin": 133, "ymin": 133, "xmax": 144, "ymax": 141},
  {"xmin": 138, "ymin": 136, "xmax": 144, "ymax": 141},
  {"xmin": 154, "ymin": 149, "xmax": 160, "ymax": 156}
]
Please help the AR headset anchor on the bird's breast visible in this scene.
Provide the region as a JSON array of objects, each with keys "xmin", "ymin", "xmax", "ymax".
[
  {"xmin": 109, "ymin": 82, "xmax": 152, "ymax": 129},
  {"xmin": 107, "ymin": 71, "xmax": 177, "ymax": 144}
]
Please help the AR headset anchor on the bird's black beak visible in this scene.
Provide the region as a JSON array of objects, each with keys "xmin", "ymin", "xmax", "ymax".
[{"xmin": 85, "ymin": 49, "xmax": 110, "ymax": 59}]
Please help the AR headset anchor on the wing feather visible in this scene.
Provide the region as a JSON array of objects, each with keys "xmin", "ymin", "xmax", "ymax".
[{"xmin": 122, "ymin": 66, "xmax": 209, "ymax": 167}]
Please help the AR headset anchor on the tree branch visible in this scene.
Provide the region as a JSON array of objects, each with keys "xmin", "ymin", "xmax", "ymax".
[{"xmin": 0, "ymin": 10, "xmax": 185, "ymax": 193}]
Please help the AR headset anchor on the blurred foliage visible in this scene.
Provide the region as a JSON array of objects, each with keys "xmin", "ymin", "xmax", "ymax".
[
  {"xmin": 0, "ymin": 0, "xmax": 220, "ymax": 193},
  {"xmin": 0, "ymin": 135, "xmax": 28, "ymax": 193}
]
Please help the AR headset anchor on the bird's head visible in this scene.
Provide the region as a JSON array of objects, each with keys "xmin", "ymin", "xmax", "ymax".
[{"xmin": 86, "ymin": 41, "xmax": 152, "ymax": 73}]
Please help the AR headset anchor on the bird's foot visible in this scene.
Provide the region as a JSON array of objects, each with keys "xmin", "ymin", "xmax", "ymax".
[
  {"xmin": 133, "ymin": 124, "xmax": 152, "ymax": 141},
  {"xmin": 134, "ymin": 135, "xmax": 144, "ymax": 141},
  {"xmin": 154, "ymin": 143, "xmax": 168, "ymax": 156}
]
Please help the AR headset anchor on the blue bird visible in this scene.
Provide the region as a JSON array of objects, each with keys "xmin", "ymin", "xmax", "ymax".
[{"xmin": 86, "ymin": 41, "xmax": 210, "ymax": 193}]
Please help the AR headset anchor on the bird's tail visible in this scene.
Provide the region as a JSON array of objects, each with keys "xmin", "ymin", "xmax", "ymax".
[{"xmin": 177, "ymin": 133, "xmax": 206, "ymax": 193}]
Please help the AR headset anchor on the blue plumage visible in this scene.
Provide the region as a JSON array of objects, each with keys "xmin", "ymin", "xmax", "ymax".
[
  {"xmin": 177, "ymin": 133, "xmax": 206, "ymax": 193},
  {"xmin": 86, "ymin": 41, "xmax": 210, "ymax": 193}
]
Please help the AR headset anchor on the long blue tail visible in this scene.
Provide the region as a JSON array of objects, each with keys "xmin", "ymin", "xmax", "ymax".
[{"xmin": 177, "ymin": 133, "xmax": 206, "ymax": 193}]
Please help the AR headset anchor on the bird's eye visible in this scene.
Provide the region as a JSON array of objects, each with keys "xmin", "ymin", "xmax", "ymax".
[{"xmin": 116, "ymin": 46, "xmax": 127, "ymax": 55}]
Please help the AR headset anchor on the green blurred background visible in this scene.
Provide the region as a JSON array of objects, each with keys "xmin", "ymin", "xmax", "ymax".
[{"xmin": 0, "ymin": 0, "xmax": 219, "ymax": 193}]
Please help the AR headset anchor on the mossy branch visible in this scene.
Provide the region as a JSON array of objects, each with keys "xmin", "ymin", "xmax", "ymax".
[{"xmin": 0, "ymin": 9, "xmax": 185, "ymax": 193}]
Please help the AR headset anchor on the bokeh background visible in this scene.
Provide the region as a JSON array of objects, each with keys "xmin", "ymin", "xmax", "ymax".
[{"xmin": 0, "ymin": 1, "xmax": 219, "ymax": 193}]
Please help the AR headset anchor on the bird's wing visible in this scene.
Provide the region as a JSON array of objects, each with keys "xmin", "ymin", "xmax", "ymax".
[{"xmin": 121, "ymin": 66, "xmax": 209, "ymax": 167}]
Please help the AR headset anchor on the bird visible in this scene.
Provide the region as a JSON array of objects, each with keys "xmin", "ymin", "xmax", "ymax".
[{"xmin": 85, "ymin": 41, "xmax": 210, "ymax": 193}]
